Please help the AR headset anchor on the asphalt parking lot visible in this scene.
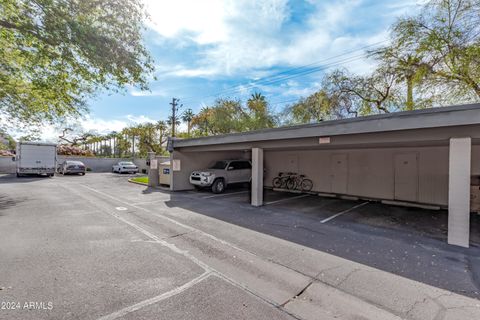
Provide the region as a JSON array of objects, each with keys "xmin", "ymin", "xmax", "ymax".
[
  {"xmin": 1, "ymin": 173, "xmax": 480, "ymax": 320},
  {"xmin": 171, "ymin": 184, "xmax": 480, "ymax": 297},
  {"xmin": 192, "ymin": 184, "xmax": 480, "ymax": 245}
]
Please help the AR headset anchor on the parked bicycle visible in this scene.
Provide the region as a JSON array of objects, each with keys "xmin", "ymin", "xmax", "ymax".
[
  {"xmin": 272, "ymin": 172, "xmax": 295, "ymax": 189},
  {"xmin": 272, "ymin": 172, "xmax": 313, "ymax": 192}
]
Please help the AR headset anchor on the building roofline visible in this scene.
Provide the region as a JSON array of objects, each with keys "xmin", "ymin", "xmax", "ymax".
[
  {"xmin": 18, "ymin": 141, "xmax": 57, "ymax": 146},
  {"xmin": 172, "ymin": 103, "xmax": 480, "ymax": 149}
]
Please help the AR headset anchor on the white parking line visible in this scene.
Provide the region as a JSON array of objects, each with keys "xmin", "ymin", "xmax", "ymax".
[
  {"xmin": 79, "ymin": 185, "xmax": 251, "ymax": 255},
  {"xmin": 320, "ymin": 201, "xmax": 369, "ymax": 224},
  {"xmin": 263, "ymin": 194, "xmax": 310, "ymax": 205},
  {"xmin": 202, "ymin": 190, "xmax": 249, "ymax": 199},
  {"xmin": 97, "ymin": 272, "xmax": 211, "ymax": 320},
  {"xmin": 77, "ymin": 185, "xmax": 287, "ymax": 313}
]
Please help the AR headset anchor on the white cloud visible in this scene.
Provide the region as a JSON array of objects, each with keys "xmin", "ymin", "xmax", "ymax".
[
  {"xmin": 143, "ymin": 0, "xmax": 228, "ymax": 44},
  {"xmin": 124, "ymin": 114, "xmax": 157, "ymax": 124},
  {"xmin": 129, "ymin": 89, "xmax": 168, "ymax": 97},
  {"xmin": 167, "ymin": 67, "xmax": 218, "ymax": 78},
  {"xmin": 146, "ymin": 0, "xmax": 420, "ymax": 79}
]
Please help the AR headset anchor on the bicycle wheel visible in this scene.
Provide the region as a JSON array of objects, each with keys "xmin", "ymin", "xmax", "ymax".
[
  {"xmin": 301, "ymin": 179, "xmax": 313, "ymax": 192},
  {"xmin": 286, "ymin": 178, "xmax": 296, "ymax": 190},
  {"xmin": 272, "ymin": 177, "xmax": 283, "ymax": 188}
]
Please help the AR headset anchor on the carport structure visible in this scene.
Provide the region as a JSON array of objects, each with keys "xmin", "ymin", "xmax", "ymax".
[{"xmin": 168, "ymin": 103, "xmax": 480, "ymax": 247}]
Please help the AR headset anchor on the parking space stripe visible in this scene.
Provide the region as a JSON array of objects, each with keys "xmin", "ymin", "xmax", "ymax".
[
  {"xmin": 202, "ymin": 190, "xmax": 249, "ymax": 199},
  {"xmin": 78, "ymin": 184, "xmax": 301, "ymax": 319},
  {"xmin": 97, "ymin": 271, "xmax": 211, "ymax": 320},
  {"xmin": 263, "ymin": 194, "xmax": 310, "ymax": 205},
  {"xmin": 320, "ymin": 201, "xmax": 369, "ymax": 223}
]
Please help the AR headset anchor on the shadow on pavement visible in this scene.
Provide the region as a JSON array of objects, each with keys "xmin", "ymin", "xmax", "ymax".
[
  {"xmin": 163, "ymin": 187, "xmax": 480, "ymax": 300},
  {"xmin": 0, "ymin": 173, "xmax": 52, "ymax": 184},
  {"xmin": 0, "ymin": 194, "xmax": 24, "ymax": 215}
]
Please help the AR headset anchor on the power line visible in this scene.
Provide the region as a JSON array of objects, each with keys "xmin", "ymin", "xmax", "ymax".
[
  {"xmin": 269, "ymin": 97, "xmax": 303, "ymax": 106},
  {"xmin": 241, "ymin": 54, "xmax": 367, "ymax": 89},
  {"xmin": 183, "ymin": 53, "xmax": 368, "ymax": 108},
  {"xmin": 181, "ymin": 41, "xmax": 383, "ymax": 102},
  {"xmin": 181, "ymin": 40, "xmax": 387, "ymax": 104}
]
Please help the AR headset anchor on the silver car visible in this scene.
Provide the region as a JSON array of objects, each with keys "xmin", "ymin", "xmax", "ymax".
[
  {"xmin": 190, "ymin": 159, "xmax": 252, "ymax": 193},
  {"xmin": 58, "ymin": 160, "xmax": 86, "ymax": 175},
  {"xmin": 112, "ymin": 161, "xmax": 139, "ymax": 174}
]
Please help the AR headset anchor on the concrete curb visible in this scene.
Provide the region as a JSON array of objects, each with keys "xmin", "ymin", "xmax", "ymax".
[
  {"xmin": 150, "ymin": 195, "xmax": 480, "ymax": 320},
  {"xmin": 127, "ymin": 178, "xmax": 148, "ymax": 186}
]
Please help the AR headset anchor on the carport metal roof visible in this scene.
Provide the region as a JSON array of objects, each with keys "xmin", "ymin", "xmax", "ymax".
[{"xmin": 170, "ymin": 103, "xmax": 480, "ymax": 149}]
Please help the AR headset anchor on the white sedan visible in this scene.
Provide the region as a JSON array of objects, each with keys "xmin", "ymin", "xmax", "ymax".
[{"xmin": 112, "ymin": 161, "xmax": 139, "ymax": 174}]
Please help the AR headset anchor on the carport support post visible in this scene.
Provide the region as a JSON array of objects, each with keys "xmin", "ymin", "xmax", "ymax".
[
  {"xmin": 147, "ymin": 152, "xmax": 159, "ymax": 188},
  {"xmin": 448, "ymin": 137, "xmax": 471, "ymax": 247},
  {"xmin": 251, "ymin": 148, "xmax": 263, "ymax": 206}
]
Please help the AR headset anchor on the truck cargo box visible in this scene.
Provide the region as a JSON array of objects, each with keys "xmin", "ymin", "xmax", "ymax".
[{"xmin": 15, "ymin": 142, "xmax": 57, "ymax": 177}]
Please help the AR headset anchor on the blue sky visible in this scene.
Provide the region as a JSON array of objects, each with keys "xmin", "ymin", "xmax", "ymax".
[{"xmin": 44, "ymin": 0, "xmax": 423, "ymax": 139}]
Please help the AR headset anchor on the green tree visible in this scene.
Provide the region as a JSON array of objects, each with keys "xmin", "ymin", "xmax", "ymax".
[
  {"xmin": 58, "ymin": 128, "xmax": 94, "ymax": 147},
  {"xmin": 0, "ymin": 131, "xmax": 16, "ymax": 150},
  {"xmin": 191, "ymin": 107, "xmax": 212, "ymax": 136},
  {"xmin": 0, "ymin": 0, "xmax": 154, "ymax": 131},
  {"xmin": 284, "ymin": 90, "xmax": 335, "ymax": 124},
  {"xmin": 208, "ymin": 99, "xmax": 247, "ymax": 134},
  {"xmin": 190, "ymin": 96, "xmax": 278, "ymax": 136},
  {"xmin": 390, "ymin": 0, "xmax": 480, "ymax": 102},
  {"xmin": 114, "ymin": 133, "xmax": 130, "ymax": 158},
  {"xmin": 118, "ymin": 122, "xmax": 171, "ymax": 157},
  {"xmin": 86, "ymin": 134, "xmax": 104, "ymax": 155},
  {"xmin": 181, "ymin": 109, "xmax": 195, "ymax": 137},
  {"xmin": 325, "ymin": 68, "xmax": 400, "ymax": 115},
  {"xmin": 370, "ymin": 47, "xmax": 432, "ymax": 110},
  {"xmin": 246, "ymin": 93, "xmax": 277, "ymax": 130},
  {"xmin": 156, "ymin": 120, "xmax": 168, "ymax": 149}
]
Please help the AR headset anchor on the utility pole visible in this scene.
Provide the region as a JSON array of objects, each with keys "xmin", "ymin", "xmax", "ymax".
[{"xmin": 169, "ymin": 97, "xmax": 182, "ymax": 137}]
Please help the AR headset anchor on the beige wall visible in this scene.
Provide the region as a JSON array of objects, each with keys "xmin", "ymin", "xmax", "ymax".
[
  {"xmin": 56, "ymin": 156, "xmax": 165, "ymax": 173},
  {"xmin": 0, "ymin": 156, "xmax": 15, "ymax": 173},
  {"xmin": 264, "ymin": 145, "xmax": 480, "ymax": 207}
]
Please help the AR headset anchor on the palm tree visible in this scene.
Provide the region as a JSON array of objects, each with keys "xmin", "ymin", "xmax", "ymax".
[
  {"xmin": 156, "ymin": 120, "xmax": 168, "ymax": 148},
  {"xmin": 88, "ymin": 135, "xmax": 103, "ymax": 155},
  {"xmin": 250, "ymin": 92, "xmax": 266, "ymax": 103},
  {"xmin": 247, "ymin": 92, "xmax": 275, "ymax": 129},
  {"xmin": 109, "ymin": 131, "xmax": 117, "ymax": 157},
  {"xmin": 191, "ymin": 107, "xmax": 212, "ymax": 136},
  {"xmin": 181, "ymin": 109, "xmax": 195, "ymax": 137},
  {"xmin": 371, "ymin": 46, "xmax": 429, "ymax": 111}
]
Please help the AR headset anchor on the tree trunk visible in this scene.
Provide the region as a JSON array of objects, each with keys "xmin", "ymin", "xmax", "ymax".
[
  {"xmin": 376, "ymin": 102, "xmax": 389, "ymax": 113},
  {"xmin": 406, "ymin": 76, "xmax": 414, "ymax": 111},
  {"xmin": 132, "ymin": 136, "xmax": 135, "ymax": 158},
  {"xmin": 466, "ymin": 78, "xmax": 480, "ymax": 98}
]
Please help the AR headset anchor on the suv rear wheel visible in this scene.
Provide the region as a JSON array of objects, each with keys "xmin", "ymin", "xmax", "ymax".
[{"xmin": 212, "ymin": 178, "xmax": 225, "ymax": 194}]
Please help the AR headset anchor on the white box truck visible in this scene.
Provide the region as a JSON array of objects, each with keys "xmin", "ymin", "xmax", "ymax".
[{"xmin": 15, "ymin": 142, "xmax": 57, "ymax": 177}]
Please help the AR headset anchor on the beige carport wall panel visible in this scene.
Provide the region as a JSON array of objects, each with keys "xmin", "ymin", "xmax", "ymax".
[
  {"xmin": 264, "ymin": 146, "xmax": 455, "ymax": 206},
  {"xmin": 474, "ymin": 145, "xmax": 480, "ymax": 176},
  {"xmin": 170, "ymin": 150, "xmax": 249, "ymax": 191}
]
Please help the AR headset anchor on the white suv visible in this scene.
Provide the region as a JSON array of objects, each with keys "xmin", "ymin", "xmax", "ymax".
[{"xmin": 190, "ymin": 159, "xmax": 252, "ymax": 193}]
